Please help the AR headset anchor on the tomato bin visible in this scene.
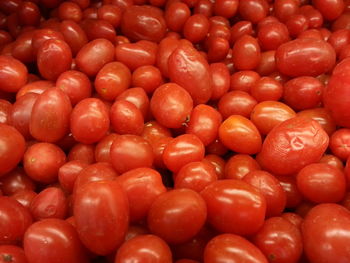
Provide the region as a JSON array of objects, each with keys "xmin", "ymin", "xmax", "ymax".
[{"xmin": 1, "ymin": 0, "xmax": 350, "ymax": 262}]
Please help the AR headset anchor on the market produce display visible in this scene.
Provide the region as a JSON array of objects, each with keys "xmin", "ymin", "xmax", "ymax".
[{"xmin": 1, "ymin": 0, "xmax": 350, "ymax": 262}]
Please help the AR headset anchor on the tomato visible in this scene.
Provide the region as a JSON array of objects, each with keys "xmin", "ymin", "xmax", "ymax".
[
  {"xmin": 59, "ymin": 20, "xmax": 88, "ymax": 56},
  {"xmin": 0, "ymin": 100, "xmax": 11, "ymax": 125},
  {"xmin": 168, "ymin": 42, "xmax": 212, "ymax": 104},
  {"xmin": 116, "ymin": 87, "xmax": 150, "ymax": 119},
  {"xmin": 250, "ymin": 76, "xmax": 284, "ymax": 102},
  {"xmin": 0, "ymin": 245, "xmax": 27, "ymax": 263},
  {"xmin": 209, "ymin": 62, "xmax": 230, "ymax": 100},
  {"xmin": 250, "ymin": 101, "xmax": 296, "ymax": 135},
  {"xmin": 232, "ymin": 35, "xmax": 261, "ymax": 70},
  {"xmin": 165, "ymin": 2, "xmax": 191, "ymax": 32},
  {"xmin": 219, "ymin": 115, "xmax": 262, "ymax": 154},
  {"xmin": 81, "ymin": 18, "xmax": 116, "ymax": 42},
  {"xmin": 230, "ymin": 70, "xmax": 260, "ymax": 92},
  {"xmin": 296, "ymin": 163, "xmax": 346, "ymax": 203},
  {"xmin": 257, "ymin": 117, "xmax": 329, "ymax": 176},
  {"xmin": 253, "ymin": 217, "xmax": 303, "ymax": 263},
  {"xmin": 0, "ymin": 167, "xmax": 35, "ymax": 196},
  {"xmin": 67, "ymin": 143, "xmax": 95, "ymax": 164},
  {"xmin": 116, "ymin": 167, "xmax": 166, "ymax": 222},
  {"xmin": 156, "ymin": 37, "xmax": 180, "ymax": 78},
  {"xmin": 319, "ymin": 154, "xmax": 344, "ymax": 170},
  {"xmin": 0, "ymin": 124, "xmax": 25, "ymax": 176},
  {"xmin": 204, "ymin": 234, "xmax": 268, "ymax": 263},
  {"xmin": 201, "ymin": 179, "xmax": 266, "ymax": 236},
  {"xmin": 23, "ymin": 142, "xmax": 66, "ymax": 184},
  {"xmin": 0, "ymin": 196, "xmax": 32, "ymax": 245},
  {"xmin": 94, "ymin": 133, "xmax": 118, "ymax": 163},
  {"xmin": 110, "ymin": 134, "xmax": 154, "ymax": 174},
  {"xmin": 115, "ymin": 235, "xmax": 172, "ymax": 263},
  {"xmin": 313, "ymin": 0, "xmax": 344, "ymax": 20},
  {"xmin": 16, "ymin": 80, "xmax": 54, "ymax": 100},
  {"xmin": 275, "ymin": 38, "xmax": 336, "ymax": 77},
  {"xmin": 131, "ymin": 65, "xmax": 163, "ymax": 94},
  {"xmin": 24, "ymin": 219, "xmax": 88, "ymax": 263},
  {"xmin": 37, "ymin": 39, "xmax": 72, "ymax": 81},
  {"xmin": 57, "ymin": 2, "xmax": 82, "ymax": 22},
  {"xmin": 121, "ymin": 5, "xmax": 166, "ymax": 42},
  {"xmin": 163, "ymin": 134, "xmax": 205, "ymax": 173},
  {"xmin": 97, "ymin": 4, "xmax": 122, "ymax": 28},
  {"xmin": 148, "ymin": 189, "xmax": 207, "ymax": 244},
  {"xmin": 302, "ymin": 204, "xmax": 350, "ymax": 263},
  {"xmin": 258, "ymin": 22, "xmax": 290, "ymax": 51},
  {"xmin": 70, "ymin": 98, "xmax": 110, "ymax": 144},
  {"xmin": 183, "ymin": 14, "xmax": 210, "ymax": 44},
  {"xmin": 74, "ymin": 180, "xmax": 129, "ymax": 255},
  {"xmin": 0, "ymin": 55, "xmax": 27, "ymax": 93},
  {"xmin": 243, "ymin": 170, "xmax": 287, "ymax": 218},
  {"xmin": 224, "ymin": 154, "xmax": 260, "ymax": 180},
  {"xmin": 11, "ymin": 190, "xmax": 37, "ymax": 209},
  {"xmin": 75, "ymin": 38, "xmax": 114, "ymax": 77},
  {"xmin": 29, "ymin": 87, "xmax": 72, "ymax": 143},
  {"xmin": 58, "ymin": 160, "xmax": 87, "ymax": 193},
  {"xmin": 329, "ymin": 128, "xmax": 350, "ymax": 161},
  {"xmin": 151, "ymin": 83, "xmax": 193, "ymax": 129}
]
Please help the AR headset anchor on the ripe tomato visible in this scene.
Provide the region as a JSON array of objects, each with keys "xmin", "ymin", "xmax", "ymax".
[
  {"xmin": 74, "ymin": 180, "xmax": 129, "ymax": 255},
  {"xmin": 0, "ymin": 55, "xmax": 27, "ymax": 93},
  {"xmin": 0, "ymin": 245, "xmax": 27, "ymax": 263}
]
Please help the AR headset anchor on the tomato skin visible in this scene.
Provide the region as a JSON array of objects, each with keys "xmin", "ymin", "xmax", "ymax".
[
  {"xmin": 204, "ymin": 234, "xmax": 268, "ymax": 263},
  {"xmin": 0, "ymin": 197, "xmax": 33, "ymax": 245},
  {"xmin": 121, "ymin": 5, "xmax": 166, "ymax": 42},
  {"xmin": 224, "ymin": 154, "xmax": 260, "ymax": 180},
  {"xmin": 0, "ymin": 55, "xmax": 28, "ymax": 93},
  {"xmin": 24, "ymin": 219, "xmax": 88, "ymax": 263},
  {"xmin": 257, "ymin": 117, "xmax": 329, "ymax": 176},
  {"xmin": 148, "ymin": 189, "xmax": 207, "ymax": 244},
  {"xmin": 116, "ymin": 167, "xmax": 166, "ymax": 222},
  {"xmin": 324, "ymin": 58, "xmax": 350, "ymax": 128},
  {"xmin": 59, "ymin": 20, "xmax": 88, "ymax": 56},
  {"xmin": 110, "ymin": 134, "xmax": 154, "ymax": 174},
  {"xmin": 302, "ymin": 204, "xmax": 350, "ymax": 263},
  {"xmin": 296, "ymin": 163, "xmax": 346, "ymax": 203},
  {"xmin": 58, "ymin": 160, "xmax": 87, "ymax": 193},
  {"xmin": 94, "ymin": 133, "xmax": 118, "ymax": 163},
  {"xmin": 75, "ymin": 38, "xmax": 115, "ymax": 77},
  {"xmin": 313, "ymin": 0, "xmax": 344, "ymax": 20},
  {"xmin": 0, "ymin": 124, "xmax": 25, "ymax": 176},
  {"xmin": 70, "ymin": 98, "xmax": 110, "ymax": 144},
  {"xmin": 232, "ymin": 35, "xmax": 261, "ymax": 70},
  {"xmin": 0, "ymin": 168, "xmax": 35, "ymax": 196},
  {"xmin": 209, "ymin": 62, "xmax": 230, "ymax": 100},
  {"xmin": 219, "ymin": 115, "xmax": 262, "ymax": 154},
  {"xmin": 201, "ymin": 179, "xmax": 266, "ymax": 236},
  {"xmin": 329, "ymin": 128, "xmax": 350, "ymax": 160},
  {"xmin": 116, "ymin": 87, "xmax": 150, "ymax": 119},
  {"xmin": 29, "ymin": 87, "xmax": 72, "ymax": 143},
  {"xmin": 156, "ymin": 37, "xmax": 180, "ymax": 78},
  {"xmin": 165, "ymin": 2, "xmax": 191, "ymax": 32},
  {"xmin": 168, "ymin": 42, "xmax": 212, "ymax": 104},
  {"xmin": 74, "ymin": 180, "xmax": 129, "ymax": 255},
  {"xmin": 115, "ymin": 235, "xmax": 172, "ymax": 263},
  {"xmin": 275, "ymin": 38, "xmax": 336, "ymax": 77},
  {"xmin": 163, "ymin": 134, "xmax": 205, "ymax": 173},
  {"xmin": 0, "ymin": 245, "xmax": 27, "ymax": 263},
  {"xmin": 37, "ymin": 39, "xmax": 72, "ymax": 81},
  {"xmin": 253, "ymin": 217, "xmax": 303, "ymax": 263}
]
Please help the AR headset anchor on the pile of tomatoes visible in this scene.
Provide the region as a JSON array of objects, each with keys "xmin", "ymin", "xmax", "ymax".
[{"xmin": 1, "ymin": 0, "xmax": 350, "ymax": 262}]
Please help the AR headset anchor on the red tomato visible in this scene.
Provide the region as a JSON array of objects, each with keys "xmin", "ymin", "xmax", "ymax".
[
  {"xmin": 253, "ymin": 217, "xmax": 303, "ymax": 263},
  {"xmin": 224, "ymin": 154, "xmax": 260, "ymax": 180},
  {"xmin": 94, "ymin": 133, "xmax": 118, "ymax": 163},
  {"xmin": 0, "ymin": 124, "xmax": 25, "ymax": 176},
  {"xmin": 58, "ymin": 160, "xmax": 87, "ymax": 193},
  {"xmin": 148, "ymin": 189, "xmax": 207, "ymax": 244},
  {"xmin": 201, "ymin": 179, "xmax": 266, "ymax": 236},
  {"xmin": 232, "ymin": 35, "xmax": 261, "ymax": 70},
  {"xmin": 74, "ymin": 180, "xmax": 129, "ymax": 255},
  {"xmin": 257, "ymin": 117, "xmax": 329, "ymax": 175},
  {"xmin": 0, "ymin": 55, "xmax": 28, "ymax": 93},
  {"xmin": 275, "ymin": 38, "xmax": 336, "ymax": 77},
  {"xmin": 0, "ymin": 167, "xmax": 35, "ymax": 196},
  {"xmin": 168, "ymin": 42, "xmax": 212, "ymax": 104},
  {"xmin": 116, "ymin": 167, "xmax": 166, "ymax": 222},
  {"xmin": 302, "ymin": 204, "xmax": 350, "ymax": 263},
  {"xmin": 29, "ymin": 87, "xmax": 72, "ymax": 143},
  {"xmin": 0, "ymin": 197, "xmax": 32, "ymax": 245},
  {"xmin": 24, "ymin": 219, "xmax": 88, "ymax": 263},
  {"xmin": 219, "ymin": 115, "xmax": 262, "ymax": 154},
  {"xmin": 0, "ymin": 245, "xmax": 27, "ymax": 263},
  {"xmin": 204, "ymin": 234, "xmax": 268, "ymax": 263},
  {"xmin": 313, "ymin": 0, "xmax": 344, "ymax": 20},
  {"xmin": 115, "ymin": 235, "xmax": 172, "ymax": 263},
  {"xmin": 329, "ymin": 128, "xmax": 350, "ymax": 161}
]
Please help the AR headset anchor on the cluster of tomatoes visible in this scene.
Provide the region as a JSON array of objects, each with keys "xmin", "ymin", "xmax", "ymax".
[{"xmin": 1, "ymin": 0, "xmax": 350, "ymax": 262}]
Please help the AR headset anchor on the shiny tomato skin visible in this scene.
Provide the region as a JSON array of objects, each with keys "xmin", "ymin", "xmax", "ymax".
[
  {"xmin": 0, "ymin": 168, "xmax": 35, "ymax": 196},
  {"xmin": 204, "ymin": 234, "xmax": 268, "ymax": 263},
  {"xmin": 201, "ymin": 179, "xmax": 266, "ymax": 236},
  {"xmin": 218, "ymin": 115, "xmax": 262, "ymax": 154},
  {"xmin": 232, "ymin": 35, "xmax": 261, "ymax": 70},
  {"xmin": 0, "ymin": 124, "xmax": 25, "ymax": 176},
  {"xmin": 115, "ymin": 235, "xmax": 172, "ymax": 263},
  {"xmin": 253, "ymin": 217, "xmax": 303, "ymax": 263},
  {"xmin": 0, "ymin": 55, "xmax": 28, "ymax": 93},
  {"xmin": 224, "ymin": 154, "xmax": 260, "ymax": 180},
  {"xmin": 168, "ymin": 42, "xmax": 212, "ymax": 104},
  {"xmin": 275, "ymin": 38, "xmax": 336, "ymax": 77},
  {"xmin": 116, "ymin": 167, "xmax": 166, "ymax": 222},
  {"xmin": 329, "ymin": 128, "xmax": 350, "ymax": 160},
  {"xmin": 0, "ymin": 197, "xmax": 32, "ymax": 245},
  {"xmin": 37, "ymin": 39, "xmax": 72, "ymax": 81},
  {"xmin": 0, "ymin": 245, "xmax": 27, "ymax": 263},
  {"xmin": 74, "ymin": 180, "xmax": 129, "ymax": 255},
  {"xmin": 29, "ymin": 87, "xmax": 72, "ymax": 143},
  {"xmin": 23, "ymin": 219, "xmax": 88, "ymax": 263},
  {"xmin": 257, "ymin": 117, "xmax": 329, "ymax": 176},
  {"xmin": 313, "ymin": 0, "xmax": 344, "ymax": 21},
  {"xmin": 110, "ymin": 134, "xmax": 154, "ymax": 174},
  {"xmin": 302, "ymin": 204, "xmax": 350, "ymax": 263},
  {"xmin": 121, "ymin": 5, "xmax": 166, "ymax": 42},
  {"xmin": 148, "ymin": 189, "xmax": 207, "ymax": 244},
  {"xmin": 70, "ymin": 98, "xmax": 110, "ymax": 144}
]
